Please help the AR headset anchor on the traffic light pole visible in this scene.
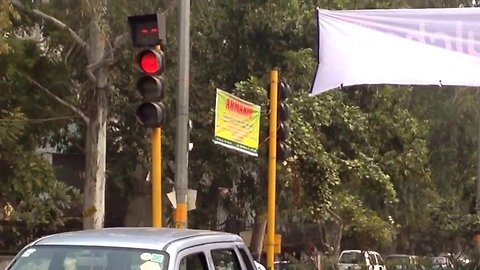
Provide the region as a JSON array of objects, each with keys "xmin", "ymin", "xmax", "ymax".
[
  {"xmin": 174, "ymin": 0, "xmax": 190, "ymax": 229},
  {"xmin": 267, "ymin": 69, "xmax": 279, "ymax": 270},
  {"xmin": 152, "ymin": 128, "xmax": 162, "ymax": 227}
]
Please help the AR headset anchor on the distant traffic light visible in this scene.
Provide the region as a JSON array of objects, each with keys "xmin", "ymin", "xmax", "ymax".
[
  {"xmin": 276, "ymin": 80, "xmax": 292, "ymax": 162},
  {"xmin": 267, "ymin": 78, "xmax": 292, "ymax": 162},
  {"xmin": 128, "ymin": 14, "xmax": 167, "ymax": 128}
]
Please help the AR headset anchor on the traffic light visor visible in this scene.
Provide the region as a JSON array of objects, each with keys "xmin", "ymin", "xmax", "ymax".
[
  {"xmin": 277, "ymin": 142, "xmax": 291, "ymax": 161},
  {"xmin": 139, "ymin": 50, "xmax": 161, "ymax": 74},
  {"xmin": 135, "ymin": 49, "xmax": 164, "ymax": 75},
  {"xmin": 137, "ymin": 76, "xmax": 164, "ymax": 101},
  {"xmin": 279, "ymin": 81, "xmax": 292, "ymax": 100},
  {"xmin": 136, "ymin": 102, "xmax": 167, "ymax": 128}
]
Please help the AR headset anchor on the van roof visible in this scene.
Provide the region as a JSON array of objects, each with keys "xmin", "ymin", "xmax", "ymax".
[
  {"xmin": 32, "ymin": 227, "xmax": 242, "ymax": 251},
  {"xmin": 340, "ymin": 250, "xmax": 380, "ymax": 254}
]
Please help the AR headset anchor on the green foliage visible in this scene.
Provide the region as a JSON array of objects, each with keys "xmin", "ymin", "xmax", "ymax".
[
  {"xmin": 0, "ymin": 35, "xmax": 80, "ymax": 249},
  {"xmin": 0, "ymin": 108, "xmax": 80, "ymax": 249},
  {"xmin": 333, "ymin": 192, "xmax": 395, "ymax": 249},
  {"xmin": 184, "ymin": 0, "xmax": 435, "ymax": 249},
  {"xmin": 0, "ymin": 0, "xmax": 20, "ymax": 54},
  {"xmin": 5, "ymin": 0, "xmax": 480, "ymax": 255}
]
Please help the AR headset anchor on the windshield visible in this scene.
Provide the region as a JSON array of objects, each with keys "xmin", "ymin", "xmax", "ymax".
[
  {"xmin": 7, "ymin": 245, "xmax": 168, "ymax": 270},
  {"xmin": 339, "ymin": 252, "xmax": 365, "ymax": 264}
]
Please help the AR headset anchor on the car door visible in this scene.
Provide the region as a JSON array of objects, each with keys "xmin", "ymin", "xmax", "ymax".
[
  {"xmin": 208, "ymin": 242, "xmax": 251, "ymax": 270},
  {"xmin": 373, "ymin": 253, "xmax": 385, "ymax": 270},
  {"xmin": 174, "ymin": 242, "xmax": 250, "ymax": 270},
  {"xmin": 235, "ymin": 244, "xmax": 256, "ymax": 270},
  {"xmin": 364, "ymin": 251, "xmax": 377, "ymax": 270},
  {"xmin": 175, "ymin": 245, "xmax": 210, "ymax": 270}
]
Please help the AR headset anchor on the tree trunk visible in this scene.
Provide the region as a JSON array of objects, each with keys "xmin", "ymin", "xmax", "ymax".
[
  {"xmin": 250, "ymin": 213, "xmax": 267, "ymax": 261},
  {"xmin": 10, "ymin": 0, "xmax": 114, "ymax": 230},
  {"xmin": 124, "ymin": 165, "xmax": 151, "ymax": 226},
  {"xmin": 334, "ymin": 222, "xmax": 343, "ymax": 258},
  {"xmin": 83, "ymin": 85, "xmax": 108, "ymax": 229},
  {"xmin": 326, "ymin": 208, "xmax": 343, "ymax": 258},
  {"xmin": 83, "ymin": 3, "xmax": 109, "ymax": 229}
]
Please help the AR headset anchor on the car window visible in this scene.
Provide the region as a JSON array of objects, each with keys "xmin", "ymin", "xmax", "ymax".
[
  {"xmin": 366, "ymin": 253, "xmax": 374, "ymax": 265},
  {"xmin": 375, "ymin": 254, "xmax": 384, "ymax": 265},
  {"xmin": 8, "ymin": 246, "xmax": 168, "ymax": 270},
  {"xmin": 179, "ymin": 253, "xmax": 208, "ymax": 270},
  {"xmin": 211, "ymin": 249, "xmax": 241, "ymax": 270},
  {"xmin": 339, "ymin": 252, "xmax": 365, "ymax": 264},
  {"xmin": 237, "ymin": 249, "xmax": 255, "ymax": 270},
  {"xmin": 367, "ymin": 253, "xmax": 375, "ymax": 265}
]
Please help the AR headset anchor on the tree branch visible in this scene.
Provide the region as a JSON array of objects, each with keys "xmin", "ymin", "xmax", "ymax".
[
  {"xmin": 24, "ymin": 75, "xmax": 90, "ymax": 124},
  {"xmin": 326, "ymin": 207, "xmax": 342, "ymax": 223},
  {"xmin": 113, "ymin": 33, "xmax": 129, "ymax": 52},
  {"xmin": 11, "ymin": 0, "xmax": 88, "ymax": 50},
  {"xmin": 85, "ymin": 33, "xmax": 128, "ymax": 79}
]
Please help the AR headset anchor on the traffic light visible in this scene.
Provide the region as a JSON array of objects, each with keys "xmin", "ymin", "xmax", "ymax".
[
  {"xmin": 276, "ymin": 80, "xmax": 292, "ymax": 161},
  {"xmin": 267, "ymin": 79, "xmax": 292, "ymax": 162},
  {"xmin": 128, "ymin": 14, "xmax": 167, "ymax": 128},
  {"xmin": 134, "ymin": 48, "xmax": 166, "ymax": 128}
]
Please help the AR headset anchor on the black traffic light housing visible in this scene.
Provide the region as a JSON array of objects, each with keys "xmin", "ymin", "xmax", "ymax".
[
  {"xmin": 268, "ymin": 79, "xmax": 292, "ymax": 162},
  {"xmin": 277, "ymin": 80, "xmax": 292, "ymax": 162},
  {"xmin": 128, "ymin": 13, "xmax": 166, "ymax": 47},
  {"xmin": 133, "ymin": 48, "xmax": 166, "ymax": 128},
  {"xmin": 128, "ymin": 14, "xmax": 167, "ymax": 128}
]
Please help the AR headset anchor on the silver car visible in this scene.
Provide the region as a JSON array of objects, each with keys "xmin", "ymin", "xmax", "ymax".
[{"xmin": 6, "ymin": 227, "xmax": 258, "ymax": 270}]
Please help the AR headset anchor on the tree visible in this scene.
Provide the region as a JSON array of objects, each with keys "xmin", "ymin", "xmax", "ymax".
[
  {"xmin": 9, "ymin": 0, "xmax": 139, "ymax": 229},
  {"xmin": 184, "ymin": 0, "xmax": 436, "ymax": 254},
  {"xmin": 0, "ymin": 37, "xmax": 80, "ymax": 249},
  {"xmin": 0, "ymin": 0, "xmax": 20, "ymax": 53}
]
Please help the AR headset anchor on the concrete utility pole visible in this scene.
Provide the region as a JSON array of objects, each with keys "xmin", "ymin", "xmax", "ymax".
[{"xmin": 173, "ymin": 0, "xmax": 190, "ymax": 228}]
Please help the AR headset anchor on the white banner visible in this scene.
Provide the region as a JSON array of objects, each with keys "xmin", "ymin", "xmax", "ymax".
[{"xmin": 310, "ymin": 7, "xmax": 480, "ymax": 96}]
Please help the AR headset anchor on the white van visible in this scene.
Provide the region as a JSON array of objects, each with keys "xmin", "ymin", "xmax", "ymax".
[
  {"xmin": 6, "ymin": 227, "xmax": 258, "ymax": 270},
  {"xmin": 338, "ymin": 250, "xmax": 386, "ymax": 270}
]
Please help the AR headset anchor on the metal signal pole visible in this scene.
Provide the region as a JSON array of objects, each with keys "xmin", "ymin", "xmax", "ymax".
[
  {"xmin": 267, "ymin": 69, "xmax": 279, "ymax": 270},
  {"xmin": 152, "ymin": 127, "xmax": 162, "ymax": 227},
  {"xmin": 174, "ymin": 0, "xmax": 190, "ymax": 229}
]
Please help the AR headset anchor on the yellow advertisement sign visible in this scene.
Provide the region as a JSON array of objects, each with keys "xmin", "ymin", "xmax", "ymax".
[{"xmin": 213, "ymin": 89, "xmax": 261, "ymax": 157}]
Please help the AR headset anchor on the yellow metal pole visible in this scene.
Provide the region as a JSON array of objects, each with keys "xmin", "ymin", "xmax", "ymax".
[
  {"xmin": 267, "ymin": 69, "xmax": 279, "ymax": 270},
  {"xmin": 174, "ymin": 203, "xmax": 188, "ymax": 228},
  {"xmin": 152, "ymin": 128, "xmax": 162, "ymax": 228}
]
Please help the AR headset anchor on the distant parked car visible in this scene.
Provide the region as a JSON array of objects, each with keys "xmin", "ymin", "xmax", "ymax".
[
  {"xmin": 274, "ymin": 260, "xmax": 317, "ymax": 270},
  {"xmin": 429, "ymin": 256, "xmax": 453, "ymax": 270},
  {"xmin": 386, "ymin": 254, "xmax": 423, "ymax": 270},
  {"xmin": 338, "ymin": 250, "xmax": 386, "ymax": 270},
  {"xmin": 438, "ymin": 253, "xmax": 470, "ymax": 266}
]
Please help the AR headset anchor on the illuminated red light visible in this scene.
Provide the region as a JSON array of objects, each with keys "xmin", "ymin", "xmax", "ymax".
[
  {"xmin": 141, "ymin": 28, "xmax": 148, "ymax": 34},
  {"xmin": 151, "ymin": 28, "xmax": 158, "ymax": 33},
  {"xmin": 140, "ymin": 51, "xmax": 160, "ymax": 74}
]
